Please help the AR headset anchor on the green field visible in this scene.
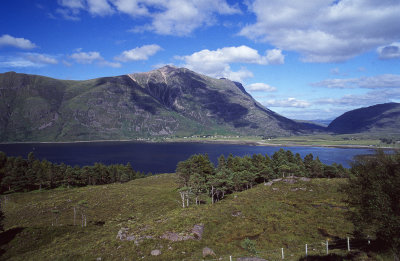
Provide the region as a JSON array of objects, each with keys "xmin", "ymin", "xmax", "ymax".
[
  {"xmin": 2, "ymin": 173, "xmax": 386, "ymax": 260},
  {"xmin": 165, "ymin": 133, "xmax": 400, "ymax": 149}
]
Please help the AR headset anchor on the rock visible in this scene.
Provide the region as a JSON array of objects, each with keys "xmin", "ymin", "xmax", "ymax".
[
  {"xmin": 299, "ymin": 177, "xmax": 311, "ymax": 182},
  {"xmin": 232, "ymin": 211, "xmax": 242, "ymax": 217},
  {"xmin": 290, "ymin": 188, "xmax": 299, "ymax": 191},
  {"xmin": 161, "ymin": 231, "xmax": 194, "ymax": 241},
  {"xmin": 202, "ymin": 247, "xmax": 216, "ymax": 257},
  {"xmin": 272, "ymin": 188, "xmax": 279, "ymax": 191},
  {"xmin": 264, "ymin": 181, "xmax": 273, "ymax": 186},
  {"xmin": 116, "ymin": 227, "xmax": 153, "ymax": 245},
  {"xmin": 282, "ymin": 178, "xmax": 297, "ymax": 184},
  {"xmin": 236, "ymin": 257, "xmax": 267, "ymax": 261},
  {"xmin": 192, "ymin": 224, "xmax": 204, "ymax": 239},
  {"xmin": 151, "ymin": 249, "xmax": 161, "ymax": 256},
  {"xmin": 116, "ymin": 228, "xmax": 130, "ymax": 240},
  {"xmin": 272, "ymin": 178, "xmax": 282, "ymax": 182}
]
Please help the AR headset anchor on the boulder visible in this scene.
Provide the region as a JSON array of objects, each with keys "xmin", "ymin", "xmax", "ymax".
[
  {"xmin": 299, "ymin": 177, "xmax": 311, "ymax": 182},
  {"xmin": 236, "ymin": 257, "xmax": 267, "ymax": 261},
  {"xmin": 192, "ymin": 224, "xmax": 204, "ymax": 239},
  {"xmin": 202, "ymin": 247, "xmax": 216, "ymax": 257},
  {"xmin": 232, "ymin": 211, "xmax": 242, "ymax": 217},
  {"xmin": 282, "ymin": 178, "xmax": 297, "ymax": 184},
  {"xmin": 264, "ymin": 181, "xmax": 273, "ymax": 186},
  {"xmin": 161, "ymin": 232, "xmax": 194, "ymax": 241},
  {"xmin": 151, "ymin": 249, "xmax": 161, "ymax": 256}
]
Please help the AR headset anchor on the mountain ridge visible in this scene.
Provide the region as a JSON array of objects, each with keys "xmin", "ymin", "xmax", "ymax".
[
  {"xmin": 327, "ymin": 102, "xmax": 400, "ymax": 134},
  {"xmin": 0, "ymin": 66, "xmax": 323, "ymax": 142}
]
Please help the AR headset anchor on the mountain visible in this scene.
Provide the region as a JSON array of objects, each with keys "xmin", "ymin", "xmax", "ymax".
[
  {"xmin": 327, "ymin": 102, "xmax": 400, "ymax": 134},
  {"xmin": 0, "ymin": 66, "xmax": 322, "ymax": 142}
]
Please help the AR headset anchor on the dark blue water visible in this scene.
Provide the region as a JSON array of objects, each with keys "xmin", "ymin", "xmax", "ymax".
[{"xmin": 0, "ymin": 142, "xmax": 376, "ymax": 173}]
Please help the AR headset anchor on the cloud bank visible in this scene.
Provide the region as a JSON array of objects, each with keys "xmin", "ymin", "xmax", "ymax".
[{"xmin": 239, "ymin": 0, "xmax": 400, "ymax": 62}]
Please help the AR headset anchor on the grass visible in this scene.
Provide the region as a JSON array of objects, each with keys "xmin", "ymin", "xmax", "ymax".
[
  {"xmin": 0, "ymin": 174, "xmax": 382, "ymax": 260},
  {"xmin": 166, "ymin": 133, "xmax": 400, "ymax": 149}
]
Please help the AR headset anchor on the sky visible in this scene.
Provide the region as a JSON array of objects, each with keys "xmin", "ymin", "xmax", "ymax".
[{"xmin": 1, "ymin": 0, "xmax": 400, "ymax": 121}]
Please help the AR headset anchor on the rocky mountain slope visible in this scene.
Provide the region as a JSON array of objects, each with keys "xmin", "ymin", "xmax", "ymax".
[
  {"xmin": 327, "ymin": 102, "xmax": 400, "ymax": 134},
  {"xmin": 0, "ymin": 66, "xmax": 322, "ymax": 142}
]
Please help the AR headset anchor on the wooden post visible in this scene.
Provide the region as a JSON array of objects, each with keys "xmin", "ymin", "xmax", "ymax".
[
  {"xmin": 281, "ymin": 248, "xmax": 284, "ymax": 259},
  {"xmin": 347, "ymin": 237, "xmax": 350, "ymax": 251},
  {"xmin": 326, "ymin": 240, "xmax": 329, "ymax": 255},
  {"xmin": 305, "ymin": 244, "xmax": 308, "ymax": 257}
]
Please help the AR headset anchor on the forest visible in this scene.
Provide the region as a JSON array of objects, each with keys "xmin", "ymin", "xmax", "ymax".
[
  {"xmin": 176, "ymin": 148, "xmax": 349, "ymax": 206},
  {"xmin": 0, "ymin": 151, "xmax": 146, "ymax": 194}
]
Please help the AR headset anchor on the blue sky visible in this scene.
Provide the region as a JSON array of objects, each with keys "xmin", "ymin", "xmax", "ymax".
[{"xmin": 1, "ymin": 0, "xmax": 400, "ymax": 120}]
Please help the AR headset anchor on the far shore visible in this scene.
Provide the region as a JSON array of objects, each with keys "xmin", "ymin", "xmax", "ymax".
[{"xmin": 0, "ymin": 138, "xmax": 395, "ymax": 150}]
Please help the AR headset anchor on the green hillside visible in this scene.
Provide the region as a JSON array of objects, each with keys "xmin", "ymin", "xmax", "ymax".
[{"xmin": 1, "ymin": 174, "xmax": 363, "ymax": 260}]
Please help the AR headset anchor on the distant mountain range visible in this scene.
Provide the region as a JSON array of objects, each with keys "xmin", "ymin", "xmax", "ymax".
[
  {"xmin": 0, "ymin": 66, "xmax": 322, "ymax": 142},
  {"xmin": 327, "ymin": 102, "xmax": 400, "ymax": 134},
  {"xmin": 0, "ymin": 67, "xmax": 398, "ymax": 142}
]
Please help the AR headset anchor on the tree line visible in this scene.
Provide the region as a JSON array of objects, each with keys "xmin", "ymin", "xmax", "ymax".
[
  {"xmin": 176, "ymin": 148, "xmax": 349, "ymax": 207},
  {"xmin": 0, "ymin": 151, "xmax": 146, "ymax": 194}
]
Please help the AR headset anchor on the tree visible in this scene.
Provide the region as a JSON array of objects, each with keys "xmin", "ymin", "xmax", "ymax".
[
  {"xmin": 0, "ymin": 199, "xmax": 4, "ymax": 232},
  {"xmin": 346, "ymin": 150, "xmax": 400, "ymax": 256},
  {"xmin": 77, "ymin": 200, "xmax": 89, "ymax": 227},
  {"xmin": 176, "ymin": 154, "xmax": 214, "ymax": 207}
]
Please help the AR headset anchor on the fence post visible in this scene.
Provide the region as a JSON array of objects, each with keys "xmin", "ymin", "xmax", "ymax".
[
  {"xmin": 230, "ymin": 256, "xmax": 232, "ymax": 261},
  {"xmin": 282, "ymin": 248, "xmax": 284, "ymax": 259},
  {"xmin": 347, "ymin": 237, "xmax": 350, "ymax": 251},
  {"xmin": 305, "ymin": 244, "xmax": 308, "ymax": 257},
  {"xmin": 326, "ymin": 240, "xmax": 329, "ymax": 255}
]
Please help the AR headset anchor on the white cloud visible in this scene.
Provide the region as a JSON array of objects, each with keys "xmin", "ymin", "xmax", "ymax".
[
  {"xmin": 0, "ymin": 34, "xmax": 37, "ymax": 49},
  {"xmin": 312, "ymin": 74, "xmax": 400, "ymax": 89},
  {"xmin": 263, "ymin": 97, "xmax": 311, "ymax": 108},
  {"xmin": 99, "ymin": 60, "xmax": 121, "ymax": 68},
  {"xmin": 87, "ymin": 0, "xmax": 114, "ymax": 16},
  {"xmin": 58, "ymin": 0, "xmax": 85, "ymax": 9},
  {"xmin": 134, "ymin": 0, "xmax": 241, "ymax": 36},
  {"xmin": 57, "ymin": 0, "xmax": 240, "ymax": 35},
  {"xmin": 70, "ymin": 51, "xmax": 121, "ymax": 67},
  {"xmin": 24, "ymin": 53, "xmax": 58, "ymax": 65},
  {"xmin": 265, "ymin": 49, "xmax": 284, "ymax": 65},
  {"xmin": 246, "ymin": 83, "xmax": 276, "ymax": 92},
  {"xmin": 0, "ymin": 57, "xmax": 39, "ymax": 68},
  {"xmin": 176, "ymin": 45, "xmax": 283, "ymax": 82},
  {"xmin": 0, "ymin": 54, "xmax": 58, "ymax": 68},
  {"xmin": 316, "ymin": 89, "xmax": 400, "ymax": 107},
  {"xmin": 71, "ymin": 51, "xmax": 102, "ymax": 64},
  {"xmin": 240, "ymin": 0, "xmax": 400, "ymax": 62},
  {"xmin": 377, "ymin": 42, "xmax": 400, "ymax": 59},
  {"xmin": 115, "ymin": 44, "xmax": 162, "ymax": 62}
]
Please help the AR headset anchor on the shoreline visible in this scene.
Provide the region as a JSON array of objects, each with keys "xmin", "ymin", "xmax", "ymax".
[{"xmin": 0, "ymin": 138, "xmax": 395, "ymax": 150}]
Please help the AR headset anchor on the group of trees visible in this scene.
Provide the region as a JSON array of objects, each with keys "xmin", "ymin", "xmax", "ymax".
[
  {"xmin": 176, "ymin": 149, "xmax": 349, "ymax": 206},
  {"xmin": 0, "ymin": 151, "xmax": 146, "ymax": 194},
  {"xmin": 346, "ymin": 150, "xmax": 400, "ymax": 256}
]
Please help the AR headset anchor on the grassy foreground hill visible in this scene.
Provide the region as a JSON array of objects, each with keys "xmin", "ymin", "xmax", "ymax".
[{"xmin": 1, "ymin": 173, "xmax": 377, "ymax": 260}]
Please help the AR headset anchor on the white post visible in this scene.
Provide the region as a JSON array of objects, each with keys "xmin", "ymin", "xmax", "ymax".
[
  {"xmin": 326, "ymin": 240, "xmax": 329, "ymax": 255},
  {"xmin": 305, "ymin": 244, "xmax": 308, "ymax": 257},
  {"xmin": 347, "ymin": 237, "xmax": 350, "ymax": 251},
  {"xmin": 281, "ymin": 248, "xmax": 284, "ymax": 259},
  {"xmin": 230, "ymin": 256, "xmax": 232, "ymax": 261}
]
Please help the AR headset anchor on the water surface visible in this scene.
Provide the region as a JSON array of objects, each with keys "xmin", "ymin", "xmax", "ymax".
[{"xmin": 0, "ymin": 141, "xmax": 375, "ymax": 173}]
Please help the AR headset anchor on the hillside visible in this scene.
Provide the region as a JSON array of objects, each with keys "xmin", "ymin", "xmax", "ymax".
[
  {"xmin": 0, "ymin": 67, "xmax": 322, "ymax": 142},
  {"xmin": 327, "ymin": 103, "xmax": 400, "ymax": 134},
  {"xmin": 1, "ymin": 174, "xmax": 357, "ymax": 260}
]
